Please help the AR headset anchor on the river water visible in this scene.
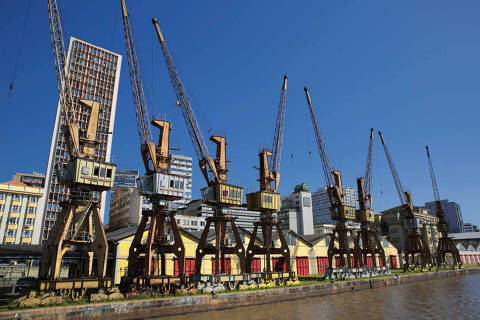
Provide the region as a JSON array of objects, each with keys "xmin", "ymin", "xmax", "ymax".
[{"xmin": 153, "ymin": 273, "xmax": 480, "ymax": 320}]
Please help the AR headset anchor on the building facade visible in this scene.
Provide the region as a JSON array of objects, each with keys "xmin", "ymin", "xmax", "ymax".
[
  {"xmin": 463, "ymin": 223, "xmax": 479, "ymax": 233},
  {"xmin": 41, "ymin": 37, "xmax": 121, "ymax": 244},
  {"xmin": 449, "ymin": 232, "xmax": 480, "ymax": 265},
  {"xmin": 177, "ymin": 199, "xmax": 259, "ymax": 232},
  {"xmin": 424, "ymin": 200, "xmax": 464, "ymax": 233},
  {"xmin": 169, "ymin": 154, "xmax": 193, "ymax": 209},
  {"xmin": 12, "ymin": 172, "xmax": 45, "ymax": 188},
  {"xmin": 376, "ymin": 206, "xmax": 439, "ymax": 257},
  {"xmin": 0, "ymin": 181, "xmax": 44, "ymax": 245},
  {"xmin": 114, "ymin": 169, "xmax": 139, "ymax": 189},
  {"xmin": 279, "ymin": 184, "xmax": 314, "ymax": 235},
  {"xmin": 311, "ymin": 186, "xmax": 357, "ymax": 224}
]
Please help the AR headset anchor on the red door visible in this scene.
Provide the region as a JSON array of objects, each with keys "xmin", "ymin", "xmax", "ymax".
[
  {"xmin": 185, "ymin": 258, "xmax": 195, "ymax": 276},
  {"xmin": 378, "ymin": 256, "xmax": 384, "ymax": 267},
  {"xmin": 335, "ymin": 257, "xmax": 344, "ymax": 268},
  {"xmin": 272, "ymin": 257, "xmax": 287, "ymax": 272},
  {"xmin": 296, "ymin": 257, "xmax": 309, "ymax": 276},
  {"xmin": 366, "ymin": 256, "xmax": 374, "ymax": 267},
  {"xmin": 135, "ymin": 257, "xmax": 155, "ymax": 275},
  {"xmin": 317, "ymin": 257, "xmax": 328, "ymax": 274},
  {"xmin": 251, "ymin": 258, "xmax": 261, "ymax": 272},
  {"xmin": 390, "ymin": 255, "xmax": 398, "ymax": 268},
  {"xmin": 212, "ymin": 258, "xmax": 231, "ymax": 274}
]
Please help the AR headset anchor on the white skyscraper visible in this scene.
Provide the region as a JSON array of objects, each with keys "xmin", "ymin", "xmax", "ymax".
[
  {"xmin": 312, "ymin": 186, "xmax": 357, "ymax": 224},
  {"xmin": 169, "ymin": 154, "xmax": 193, "ymax": 209},
  {"xmin": 41, "ymin": 37, "xmax": 121, "ymax": 243}
]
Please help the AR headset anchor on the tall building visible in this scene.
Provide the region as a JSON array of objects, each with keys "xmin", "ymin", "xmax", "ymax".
[
  {"xmin": 114, "ymin": 169, "xmax": 139, "ymax": 189},
  {"xmin": 279, "ymin": 184, "xmax": 314, "ymax": 235},
  {"xmin": 424, "ymin": 200, "xmax": 464, "ymax": 233},
  {"xmin": 0, "ymin": 181, "xmax": 44, "ymax": 245},
  {"xmin": 12, "ymin": 172, "xmax": 45, "ymax": 188},
  {"xmin": 169, "ymin": 154, "xmax": 193, "ymax": 209},
  {"xmin": 311, "ymin": 186, "xmax": 357, "ymax": 224},
  {"xmin": 41, "ymin": 37, "xmax": 121, "ymax": 243}
]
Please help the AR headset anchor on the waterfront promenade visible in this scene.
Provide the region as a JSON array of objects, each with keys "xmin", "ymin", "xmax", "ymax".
[{"xmin": 3, "ymin": 268, "xmax": 478, "ymax": 320}]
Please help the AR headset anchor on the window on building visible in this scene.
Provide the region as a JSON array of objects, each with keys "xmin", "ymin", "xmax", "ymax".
[
  {"xmin": 25, "ymin": 218, "xmax": 34, "ymax": 226},
  {"xmin": 0, "ymin": 193, "xmax": 5, "ymax": 200},
  {"xmin": 13, "ymin": 194, "xmax": 22, "ymax": 201},
  {"xmin": 0, "ymin": 204, "xmax": 4, "ymax": 212},
  {"xmin": 191, "ymin": 220, "xmax": 197, "ymax": 226},
  {"xmin": 200, "ymin": 221, "xmax": 205, "ymax": 226},
  {"xmin": 285, "ymin": 234, "xmax": 296, "ymax": 246},
  {"xmin": 6, "ymin": 229, "xmax": 17, "ymax": 237},
  {"xmin": 182, "ymin": 220, "xmax": 189, "ymax": 225},
  {"xmin": 10, "ymin": 205, "xmax": 20, "ymax": 213},
  {"xmin": 22, "ymin": 230, "xmax": 32, "ymax": 238},
  {"xmin": 27, "ymin": 207, "xmax": 36, "ymax": 214},
  {"xmin": 7, "ymin": 217, "xmax": 18, "ymax": 224},
  {"xmin": 28, "ymin": 196, "xmax": 38, "ymax": 202}
]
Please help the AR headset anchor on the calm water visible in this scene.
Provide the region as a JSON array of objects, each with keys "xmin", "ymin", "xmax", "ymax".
[{"xmin": 151, "ymin": 273, "xmax": 480, "ymax": 320}]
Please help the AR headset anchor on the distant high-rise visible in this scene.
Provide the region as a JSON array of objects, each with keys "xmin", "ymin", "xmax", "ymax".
[
  {"xmin": 311, "ymin": 186, "xmax": 357, "ymax": 224},
  {"xmin": 41, "ymin": 37, "xmax": 121, "ymax": 243},
  {"xmin": 279, "ymin": 183, "xmax": 314, "ymax": 235},
  {"xmin": 424, "ymin": 200, "xmax": 464, "ymax": 233},
  {"xmin": 12, "ymin": 172, "xmax": 45, "ymax": 188},
  {"xmin": 169, "ymin": 154, "xmax": 193, "ymax": 209},
  {"xmin": 114, "ymin": 169, "xmax": 139, "ymax": 189}
]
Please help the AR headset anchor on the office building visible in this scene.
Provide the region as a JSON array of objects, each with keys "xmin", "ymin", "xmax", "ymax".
[
  {"xmin": 177, "ymin": 199, "xmax": 259, "ymax": 232},
  {"xmin": 463, "ymin": 223, "xmax": 479, "ymax": 233},
  {"xmin": 114, "ymin": 169, "xmax": 139, "ymax": 189},
  {"xmin": 169, "ymin": 154, "xmax": 193, "ymax": 209},
  {"xmin": 424, "ymin": 200, "xmax": 464, "ymax": 233},
  {"xmin": 375, "ymin": 206, "xmax": 439, "ymax": 256},
  {"xmin": 12, "ymin": 172, "xmax": 45, "ymax": 188},
  {"xmin": 0, "ymin": 181, "xmax": 44, "ymax": 245},
  {"xmin": 311, "ymin": 186, "xmax": 357, "ymax": 224},
  {"xmin": 41, "ymin": 37, "xmax": 121, "ymax": 243},
  {"xmin": 279, "ymin": 184, "xmax": 314, "ymax": 235}
]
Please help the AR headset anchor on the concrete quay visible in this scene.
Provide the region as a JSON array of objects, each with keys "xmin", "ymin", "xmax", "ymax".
[{"xmin": 3, "ymin": 268, "xmax": 479, "ymax": 320}]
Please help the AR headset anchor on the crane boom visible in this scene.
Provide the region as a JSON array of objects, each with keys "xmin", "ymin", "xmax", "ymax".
[
  {"xmin": 121, "ymin": 0, "xmax": 153, "ymax": 149},
  {"xmin": 425, "ymin": 146, "xmax": 440, "ymax": 202},
  {"xmin": 271, "ymin": 75, "xmax": 288, "ymax": 176},
  {"xmin": 378, "ymin": 131, "xmax": 408, "ymax": 206},
  {"xmin": 152, "ymin": 19, "xmax": 219, "ymax": 184},
  {"xmin": 47, "ymin": 0, "xmax": 79, "ymax": 157},
  {"xmin": 365, "ymin": 128, "xmax": 374, "ymax": 197},
  {"xmin": 304, "ymin": 87, "xmax": 334, "ymax": 189}
]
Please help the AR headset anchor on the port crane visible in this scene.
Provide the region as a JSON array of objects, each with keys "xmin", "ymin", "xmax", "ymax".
[
  {"xmin": 245, "ymin": 76, "xmax": 291, "ymax": 274},
  {"xmin": 40, "ymin": 0, "xmax": 115, "ymax": 283},
  {"xmin": 120, "ymin": 0, "xmax": 186, "ymax": 281},
  {"xmin": 304, "ymin": 88, "xmax": 358, "ymax": 276},
  {"xmin": 425, "ymin": 146, "xmax": 462, "ymax": 268},
  {"xmin": 354, "ymin": 129, "xmax": 386, "ymax": 269},
  {"xmin": 153, "ymin": 19, "xmax": 246, "ymax": 274},
  {"xmin": 378, "ymin": 131, "xmax": 431, "ymax": 270}
]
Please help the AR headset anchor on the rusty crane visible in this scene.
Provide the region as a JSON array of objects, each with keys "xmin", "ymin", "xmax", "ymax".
[
  {"xmin": 353, "ymin": 129, "xmax": 387, "ymax": 271},
  {"xmin": 120, "ymin": 0, "xmax": 186, "ymax": 285},
  {"xmin": 40, "ymin": 0, "xmax": 116, "ymax": 290},
  {"xmin": 425, "ymin": 146, "xmax": 462, "ymax": 268},
  {"xmin": 152, "ymin": 19, "xmax": 246, "ymax": 275},
  {"xmin": 378, "ymin": 131, "xmax": 431, "ymax": 270},
  {"xmin": 245, "ymin": 75, "xmax": 291, "ymax": 275},
  {"xmin": 304, "ymin": 88, "xmax": 357, "ymax": 278}
]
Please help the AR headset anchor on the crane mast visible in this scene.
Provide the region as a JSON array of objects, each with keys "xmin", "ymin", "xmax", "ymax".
[
  {"xmin": 425, "ymin": 146, "xmax": 462, "ymax": 268},
  {"xmin": 354, "ymin": 128, "xmax": 386, "ymax": 270},
  {"xmin": 304, "ymin": 87, "xmax": 357, "ymax": 278},
  {"xmin": 40, "ymin": 0, "xmax": 115, "ymax": 282},
  {"xmin": 245, "ymin": 75, "xmax": 290, "ymax": 273},
  {"xmin": 120, "ymin": 0, "xmax": 186, "ymax": 280},
  {"xmin": 378, "ymin": 131, "xmax": 431, "ymax": 270},
  {"xmin": 153, "ymin": 18, "xmax": 245, "ymax": 275}
]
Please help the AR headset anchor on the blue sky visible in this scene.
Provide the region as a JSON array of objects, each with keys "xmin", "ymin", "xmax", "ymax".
[{"xmin": 0, "ymin": 1, "xmax": 479, "ymax": 226}]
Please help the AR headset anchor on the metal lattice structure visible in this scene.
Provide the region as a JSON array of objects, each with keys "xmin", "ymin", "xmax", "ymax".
[
  {"xmin": 120, "ymin": 0, "xmax": 185, "ymax": 282},
  {"xmin": 153, "ymin": 18, "xmax": 245, "ymax": 275},
  {"xmin": 378, "ymin": 131, "xmax": 431, "ymax": 270},
  {"xmin": 304, "ymin": 87, "xmax": 357, "ymax": 276},
  {"xmin": 245, "ymin": 76, "xmax": 290, "ymax": 274},
  {"xmin": 425, "ymin": 146, "xmax": 461, "ymax": 268}
]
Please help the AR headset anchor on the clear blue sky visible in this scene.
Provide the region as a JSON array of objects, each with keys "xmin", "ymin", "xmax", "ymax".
[{"xmin": 0, "ymin": 1, "xmax": 479, "ymax": 226}]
